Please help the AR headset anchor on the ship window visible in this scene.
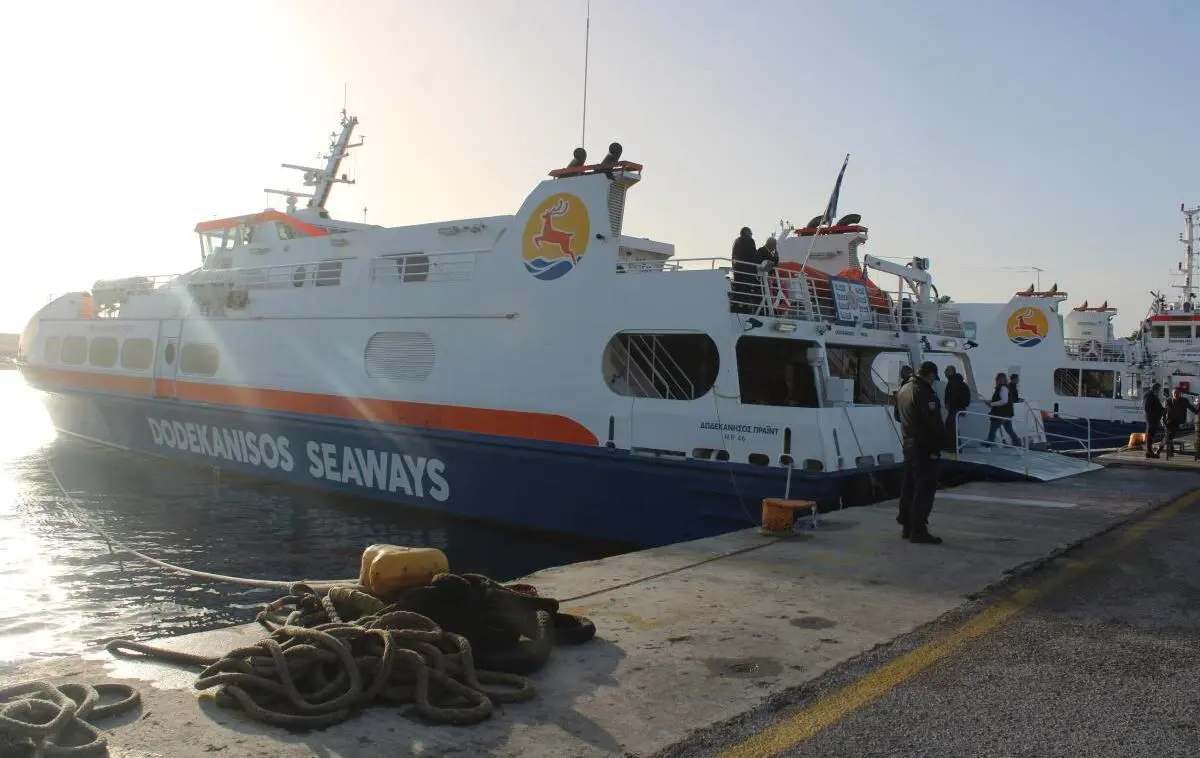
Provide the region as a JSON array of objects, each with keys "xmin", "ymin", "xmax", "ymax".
[
  {"xmin": 315, "ymin": 261, "xmax": 343, "ymax": 287},
  {"xmin": 44, "ymin": 336, "xmax": 61, "ymax": 363},
  {"xmin": 734, "ymin": 336, "xmax": 818, "ymax": 407},
  {"xmin": 120, "ymin": 338, "xmax": 154, "ymax": 370},
  {"xmin": 277, "ymin": 222, "xmax": 297, "ymax": 240},
  {"xmin": 61, "ymin": 336, "xmax": 87, "ymax": 365},
  {"xmin": 603, "ymin": 332, "xmax": 720, "ymax": 400},
  {"xmin": 1081, "ymin": 369, "xmax": 1116, "ymax": 399},
  {"xmin": 180, "ymin": 343, "xmax": 220, "ymax": 376},
  {"xmin": 1152, "ymin": 326, "xmax": 1165, "ymax": 338},
  {"xmin": 364, "ymin": 332, "xmax": 435, "ymax": 382},
  {"xmin": 1053, "ymin": 368, "xmax": 1080, "ymax": 397},
  {"xmin": 395, "ymin": 254, "xmax": 431, "ymax": 283},
  {"xmin": 88, "ymin": 337, "xmax": 119, "ymax": 368},
  {"xmin": 1168, "ymin": 325, "xmax": 1192, "ymax": 339},
  {"xmin": 827, "ymin": 344, "xmax": 912, "ymax": 404}
]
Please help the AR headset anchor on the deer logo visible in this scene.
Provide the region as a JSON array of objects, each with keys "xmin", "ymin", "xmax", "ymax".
[
  {"xmin": 1006, "ymin": 306, "xmax": 1048, "ymax": 347},
  {"xmin": 532, "ymin": 198, "xmax": 577, "ymax": 263},
  {"xmin": 522, "ymin": 193, "xmax": 591, "ymax": 281}
]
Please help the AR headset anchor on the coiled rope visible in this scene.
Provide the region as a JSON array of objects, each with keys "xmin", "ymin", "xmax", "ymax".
[
  {"xmin": 0, "ymin": 681, "xmax": 140, "ymax": 757},
  {"xmin": 105, "ymin": 576, "xmax": 598, "ymax": 729}
]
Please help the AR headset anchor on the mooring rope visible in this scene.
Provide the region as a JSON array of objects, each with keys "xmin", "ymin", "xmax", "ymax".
[
  {"xmin": 0, "ymin": 681, "xmax": 140, "ymax": 757},
  {"xmin": 45, "ymin": 454, "xmax": 357, "ymax": 589}
]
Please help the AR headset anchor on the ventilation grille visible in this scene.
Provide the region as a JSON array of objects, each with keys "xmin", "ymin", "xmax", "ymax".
[
  {"xmin": 364, "ymin": 332, "xmax": 435, "ymax": 382},
  {"xmin": 607, "ymin": 183, "xmax": 627, "ymax": 237}
]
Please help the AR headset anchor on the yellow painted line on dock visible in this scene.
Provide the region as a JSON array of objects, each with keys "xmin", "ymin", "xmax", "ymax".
[{"xmin": 715, "ymin": 489, "xmax": 1200, "ymax": 758}]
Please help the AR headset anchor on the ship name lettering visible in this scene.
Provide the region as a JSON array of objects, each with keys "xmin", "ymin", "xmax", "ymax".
[
  {"xmin": 146, "ymin": 418, "xmax": 294, "ymax": 472},
  {"xmin": 698, "ymin": 421, "xmax": 778, "ymax": 436},
  {"xmin": 304, "ymin": 441, "xmax": 449, "ymax": 502}
]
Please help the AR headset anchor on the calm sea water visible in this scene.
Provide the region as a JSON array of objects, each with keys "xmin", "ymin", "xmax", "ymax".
[{"xmin": 0, "ymin": 372, "xmax": 628, "ymax": 668}]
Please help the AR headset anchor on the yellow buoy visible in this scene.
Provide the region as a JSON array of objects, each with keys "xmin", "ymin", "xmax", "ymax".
[{"xmin": 359, "ymin": 544, "xmax": 449, "ymax": 596}]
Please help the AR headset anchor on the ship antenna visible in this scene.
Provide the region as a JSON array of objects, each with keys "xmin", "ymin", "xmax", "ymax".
[
  {"xmin": 580, "ymin": 0, "xmax": 591, "ymax": 148},
  {"xmin": 1183, "ymin": 203, "xmax": 1199, "ymax": 300}
]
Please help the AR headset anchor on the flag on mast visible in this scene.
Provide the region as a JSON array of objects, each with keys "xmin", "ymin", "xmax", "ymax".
[{"xmin": 822, "ymin": 153, "xmax": 850, "ymax": 226}]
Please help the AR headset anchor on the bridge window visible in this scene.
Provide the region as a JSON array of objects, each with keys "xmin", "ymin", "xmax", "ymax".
[
  {"xmin": 603, "ymin": 332, "xmax": 719, "ymax": 400},
  {"xmin": 1168, "ymin": 325, "xmax": 1192, "ymax": 339},
  {"xmin": 61, "ymin": 336, "xmax": 87, "ymax": 365},
  {"xmin": 44, "ymin": 336, "xmax": 61, "ymax": 363},
  {"xmin": 277, "ymin": 222, "xmax": 297, "ymax": 240},
  {"xmin": 1054, "ymin": 368, "xmax": 1080, "ymax": 396},
  {"xmin": 120, "ymin": 338, "xmax": 154, "ymax": 370},
  {"xmin": 1081, "ymin": 369, "xmax": 1116, "ymax": 399},
  {"xmin": 180, "ymin": 343, "xmax": 220, "ymax": 376},
  {"xmin": 88, "ymin": 337, "xmax": 119, "ymax": 368},
  {"xmin": 315, "ymin": 261, "xmax": 343, "ymax": 287},
  {"xmin": 1152, "ymin": 325, "xmax": 1165, "ymax": 338},
  {"xmin": 735, "ymin": 336, "xmax": 818, "ymax": 407}
]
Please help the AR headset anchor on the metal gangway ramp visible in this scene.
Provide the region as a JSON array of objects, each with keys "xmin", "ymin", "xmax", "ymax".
[{"xmin": 947, "ymin": 409, "xmax": 1105, "ymax": 482}]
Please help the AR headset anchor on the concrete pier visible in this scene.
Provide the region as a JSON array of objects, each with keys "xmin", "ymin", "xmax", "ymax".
[{"xmin": 2, "ymin": 465, "xmax": 1196, "ymax": 757}]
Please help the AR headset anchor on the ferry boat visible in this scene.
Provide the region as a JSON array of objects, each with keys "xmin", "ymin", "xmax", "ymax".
[
  {"xmin": 16, "ymin": 112, "xmax": 1050, "ymax": 546},
  {"xmin": 1128, "ymin": 204, "xmax": 1200, "ymax": 402},
  {"xmin": 952, "ymin": 288, "xmax": 1142, "ymax": 451}
]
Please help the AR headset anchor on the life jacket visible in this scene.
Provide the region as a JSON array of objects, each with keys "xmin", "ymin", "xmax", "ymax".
[{"xmin": 990, "ymin": 384, "xmax": 1014, "ymax": 418}]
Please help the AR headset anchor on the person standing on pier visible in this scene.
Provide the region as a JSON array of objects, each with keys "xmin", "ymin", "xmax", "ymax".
[
  {"xmin": 1143, "ymin": 382, "xmax": 1164, "ymax": 458},
  {"xmin": 1160, "ymin": 388, "xmax": 1197, "ymax": 460},
  {"xmin": 895, "ymin": 361, "xmax": 944, "ymax": 545}
]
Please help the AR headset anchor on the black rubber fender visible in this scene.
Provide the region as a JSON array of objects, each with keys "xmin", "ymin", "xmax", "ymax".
[
  {"xmin": 551, "ymin": 613, "xmax": 596, "ymax": 645},
  {"xmin": 474, "ymin": 609, "xmax": 554, "ymax": 675}
]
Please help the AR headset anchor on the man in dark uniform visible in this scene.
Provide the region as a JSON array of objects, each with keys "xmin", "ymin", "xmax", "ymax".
[
  {"xmin": 1161, "ymin": 387, "xmax": 1197, "ymax": 460},
  {"xmin": 895, "ymin": 361, "xmax": 945, "ymax": 544},
  {"xmin": 1143, "ymin": 382, "xmax": 1164, "ymax": 458}
]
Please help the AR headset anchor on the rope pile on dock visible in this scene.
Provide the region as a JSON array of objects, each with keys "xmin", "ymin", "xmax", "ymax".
[
  {"xmin": 0, "ymin": 680, "xmax": 140, "ymax": 757},
  {"xmin": 107, "ymin": 572, "xmax": 595, "ymax": 730}
]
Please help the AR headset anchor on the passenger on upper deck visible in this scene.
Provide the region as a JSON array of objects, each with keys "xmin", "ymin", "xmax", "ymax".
[
  {"xmin": 757, "ymin": 237, "xmax": 779, "ymax": 267},
  {"xmin": 731, "ymin": 227, "xmax": 760, "ymax": 314}
]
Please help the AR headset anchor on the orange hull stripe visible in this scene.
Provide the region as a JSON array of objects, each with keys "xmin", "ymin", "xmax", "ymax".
[{"xmin": 23, "ymin": 366, "xmax": 599, "ymax": 447}]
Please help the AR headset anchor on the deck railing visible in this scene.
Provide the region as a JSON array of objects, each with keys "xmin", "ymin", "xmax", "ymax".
[
  {"xmin": 618, "ymin": 257, "xmax": 965, "ymax": 337},
  {"xmin": 1062, "ymin": 338, "xmax": 1130, "ymax": 363}
]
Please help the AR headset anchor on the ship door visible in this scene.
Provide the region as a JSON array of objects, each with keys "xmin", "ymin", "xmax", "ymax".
[{"xmin": 153, "ymin": 319, "xmax": 183, "ymax": 398}]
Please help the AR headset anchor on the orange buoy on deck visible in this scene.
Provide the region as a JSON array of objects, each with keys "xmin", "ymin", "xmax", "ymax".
[{"xmin": 760, "ymin": 498, "xmax": 817, "ymax": 534}]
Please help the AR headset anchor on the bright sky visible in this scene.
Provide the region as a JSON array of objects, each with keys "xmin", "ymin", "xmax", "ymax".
[{"xmin": 2, "ymin": 0, "xmax": 1196, "ymax": 336}]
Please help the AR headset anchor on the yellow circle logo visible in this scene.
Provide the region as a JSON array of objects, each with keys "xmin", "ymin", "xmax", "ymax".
[
  {"xmin": 1006, "ymin": 306, "xmax": 1049, "ymax": 347},
  {"xmin": 521, "ymin": 193, "xmax": 590, "ymax": 281}
]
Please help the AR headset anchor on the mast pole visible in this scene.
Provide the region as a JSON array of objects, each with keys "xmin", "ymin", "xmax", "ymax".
[{"xmin": 1184, "ymin": 203, "xmax": 1199, "ymax": 298}]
